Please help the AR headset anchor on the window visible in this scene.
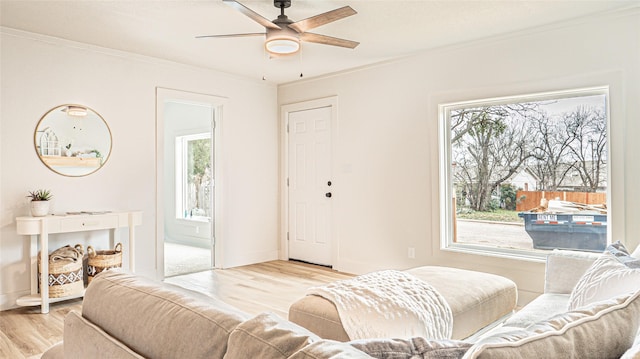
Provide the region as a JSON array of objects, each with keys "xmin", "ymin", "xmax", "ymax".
[
  {"xmin": 176, "ymin": 132, "xmax": 212, "ymax": 221},
  {"xmin": 439, "ymin": 87, "xmax": 609, "ymax": 259}
]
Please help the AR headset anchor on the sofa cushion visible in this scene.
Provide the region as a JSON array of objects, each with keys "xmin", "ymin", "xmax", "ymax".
[
  {"xmin": 502, "ymin": 293, "xmax": 569, "ymax": 329},
  {"xmin": 544, "ymin": 249, "xmax": 600, "ymax": 294},
  {"xmin": 349, "ymin": 337, "xmax": 472, "ymax": 359},
  {"xmin": 406, "ymin": 267, "xmax": 517, "ymax": 340},
  {"xmin": 82, "ymin": 270, "xmax": 248, "ymax": 359},
  {"xmin": 462, "ymin": 290, "xmax": 640, "ymax": 359},
  {"xmin": 569, "ymin": 249, "xmax": 640, "ymax": 310},
  {"xmin": 289, "ymin": 340, "xmax": 374, "ymax": 358},
  {"xmin": 63, "ymin": 311, "xmax": 144, "ymax": 359},
  {"xmin": 290, "ymin": 267, "xmax": 516, "ymax": 342},
  {"xmin": 224, "ymin": 312, "xmax": 320, "ymax": 359},
  {"xmin": 289, "ymin": 294, "xmax": 351, "ymax": 341}
]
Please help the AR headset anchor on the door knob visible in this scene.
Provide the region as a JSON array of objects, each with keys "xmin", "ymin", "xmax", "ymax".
[{"xmin": 325, "ymin": 192, "xmax": 332, "ymax": 198}]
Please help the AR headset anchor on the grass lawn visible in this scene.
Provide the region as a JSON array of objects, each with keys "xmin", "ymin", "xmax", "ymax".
[{"xmin": 456, "ymin": 208, "xmax": 523, "ymax": 223}]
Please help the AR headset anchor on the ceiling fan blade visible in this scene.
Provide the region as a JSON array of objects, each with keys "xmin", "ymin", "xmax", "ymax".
[
  {"xmin": 300, "ymin": 32, "xmax": 359, "ymax": 49},
  {"xmin": 223, "ymin": 0, "xmax": 281, "ymax": 30},
  {"xmin": 196, "ymin": 33, "xmax": 265, "ymax": 39},
  {"xmin": 289, "ymin": 6, "xmax": 356, "ymax": 33}
]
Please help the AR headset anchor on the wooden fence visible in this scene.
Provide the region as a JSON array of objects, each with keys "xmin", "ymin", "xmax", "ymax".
[{"xmin": 516, "ymin": 191, "xmax": 606, "ymax": 211}]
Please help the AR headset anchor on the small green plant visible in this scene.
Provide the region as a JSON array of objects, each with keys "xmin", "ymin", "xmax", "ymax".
[
  {"xmin": 27, "ymin": 189, "xmax": 52, "ymax": 201},
  {"xmin": 65, "ymin": 143, "xmax": 72, "ymax": 150}
]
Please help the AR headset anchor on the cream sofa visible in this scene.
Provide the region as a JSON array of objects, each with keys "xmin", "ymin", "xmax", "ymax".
[
  {"xmin": 461, "ymin": 243, "xmax": 640, "ymax": 358},
  {"xmin": 43, "ymin": 244, "xmax": 640, "ymax": 358},
  {"xmin": 42, "ymin": 270, "xmax": 374, "ymax": 359}
]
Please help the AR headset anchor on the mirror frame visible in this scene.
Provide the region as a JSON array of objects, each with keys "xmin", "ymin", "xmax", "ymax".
[{"xmin": 34, "ymin": 104, "xmax": 112, "ymax": 177}]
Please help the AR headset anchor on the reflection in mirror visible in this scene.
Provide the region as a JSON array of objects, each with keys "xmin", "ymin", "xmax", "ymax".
[{"xmin": 34, "ymin": 104, "xmax": 112, "ymax": 176}]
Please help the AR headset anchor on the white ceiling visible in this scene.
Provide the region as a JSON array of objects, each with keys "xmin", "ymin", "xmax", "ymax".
[{"xmin": 1, "ymin": 0, "xmax": 637, "ymax": 84}]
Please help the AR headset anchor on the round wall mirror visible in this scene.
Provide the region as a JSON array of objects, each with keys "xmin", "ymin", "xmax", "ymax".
[{"xmin": 34, "ymin": 104, "xmax": 112, "ymax": 176}]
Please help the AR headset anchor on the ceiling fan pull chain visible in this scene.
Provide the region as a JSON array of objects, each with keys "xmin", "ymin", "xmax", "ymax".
[
  {"xmin": 299, "ymin": 49, "xmax": 304, "ymax": 78},
  {"xmin": 262, "ymin": 47, "xmax": 268, "ymax": 81}
]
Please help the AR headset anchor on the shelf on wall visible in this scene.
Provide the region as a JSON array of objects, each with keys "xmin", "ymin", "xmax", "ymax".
[{"xmin": 41, "ymin": 156, "xmax": 100, "ymax": 167}]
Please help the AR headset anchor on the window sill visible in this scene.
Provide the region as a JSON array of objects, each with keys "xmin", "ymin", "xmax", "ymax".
[{"xmin": 441, "ymin": 243, "xmax": 548, "ymax": 263}]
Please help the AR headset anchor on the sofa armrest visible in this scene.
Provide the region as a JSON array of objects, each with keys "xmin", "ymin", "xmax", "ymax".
[
  {"xmin": 41, "ymin": 342, "xmax": 64, "ymax": 359},
  {"xmin": 544, "ymin": 249, "xmax": 600, "ymax": 294}
]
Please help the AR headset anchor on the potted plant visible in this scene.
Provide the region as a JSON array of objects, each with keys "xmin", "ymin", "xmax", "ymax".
[
  {"xmin": 27, "ymin": 189, "xmax": 52, "ymax": 217},
  {"xmin": 64, "ymin": 143, "xmax": 72, "ymax": 157}
]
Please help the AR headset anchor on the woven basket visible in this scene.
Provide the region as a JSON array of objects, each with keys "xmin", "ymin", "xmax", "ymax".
[
  {"xmin": 38, "ymin": 244, "xmax": 84, "ymax": 298},
  {"xmin": 87, "ymin": 243, "xmax": 123, "ymax": 283}
]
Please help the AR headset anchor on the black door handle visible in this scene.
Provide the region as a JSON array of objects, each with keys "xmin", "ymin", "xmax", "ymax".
[{"xmin": 325, "ymin": 192, "xmax": 332, "ymax": 198}]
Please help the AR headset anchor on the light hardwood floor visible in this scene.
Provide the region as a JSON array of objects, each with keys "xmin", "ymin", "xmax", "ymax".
[{"xmin": 0, "ymin": 260, "xmax": 352, "ymax": 359}]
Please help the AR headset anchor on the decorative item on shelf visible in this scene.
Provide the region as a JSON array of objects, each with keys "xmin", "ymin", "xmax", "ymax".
[
  {"xmin": 37, "ymin": 244, "xmax": 84, "ymax": 298},
  {"xmin": 26, "ymin": 189, "xmax": 52, "ymax": 217},
  {"xmin": 87, "ymin": 243, "xmax": 123, "ymax": 283},
  {"xmin": 64, "ymin": 143, "xmax": 72, "ymax": 157}
]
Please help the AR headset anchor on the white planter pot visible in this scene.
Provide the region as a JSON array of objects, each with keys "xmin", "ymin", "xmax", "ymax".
[{"xmin": 30, "ymin": 201, "xmax": 50, "ymax": 217}]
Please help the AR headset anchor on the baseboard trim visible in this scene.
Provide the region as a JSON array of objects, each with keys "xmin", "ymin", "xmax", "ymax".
[
  {"xmin": 222, "ymin": 250, "xmax": 279, "ymax": 269},
  {"xmin": 0, "ymin": 290, "xmax": 31, "ymax": 311}
]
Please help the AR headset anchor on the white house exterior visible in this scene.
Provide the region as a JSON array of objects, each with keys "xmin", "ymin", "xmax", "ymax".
[{"xmin": 507, "ymin": 167, "xmax": 539, "ymax": 191}]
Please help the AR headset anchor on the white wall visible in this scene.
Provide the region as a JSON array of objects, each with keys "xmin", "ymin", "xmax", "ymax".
[
  {"xmin": 278, "ymin": 8, "xmax": 639, "ymax": 305},
  {"xmin": 0, "ymin": 28, "xmax": 279, "ymax": 310}
]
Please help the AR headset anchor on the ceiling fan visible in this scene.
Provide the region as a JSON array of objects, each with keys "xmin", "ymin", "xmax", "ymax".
[{"xmin": 197, "ymin": 0, "xmax": 359, "ymax": 56}]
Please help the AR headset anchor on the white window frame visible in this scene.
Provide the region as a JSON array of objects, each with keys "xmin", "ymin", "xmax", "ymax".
[
  {"xmin": 175, "ymin": 132, "xmax": 212, "ymax": 222},
  {"xmin": 438, "ymin": 86, "xmax": 610, "ymax": 261}
]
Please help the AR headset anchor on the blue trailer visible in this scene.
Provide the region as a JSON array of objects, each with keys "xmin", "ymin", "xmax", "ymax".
[{"xmin": 518, "ymin": 212, "xmax": 607, "ymax": 252}]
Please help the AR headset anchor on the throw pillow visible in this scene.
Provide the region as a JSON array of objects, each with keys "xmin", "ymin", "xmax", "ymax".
[
  {"xmin": 349, "ymin": 337, "xmax": 472, "ymax": 359},
  {"xmin": 462, "ymin": 290, "xmax": 640, "ymax": 359},
  {"xmin": 568, "ymin": 250, "xmax": 640, "ymax": 311},
  {"xmin": 224, "ymin": 312, "xmax": 320, "ymax": 359},
  {"xmin": 608, "ymin": 241, "xmax": 640, "ymax": 268}
]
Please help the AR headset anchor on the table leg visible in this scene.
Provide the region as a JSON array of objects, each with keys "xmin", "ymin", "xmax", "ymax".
[
  {"xmin": 40, "ymin": 219, "xmax": 49, "ymax": 314},
  {"xmin": 30, "ymin": 235, "xmax": 38, "ymax": 295},
  {"xmin": 128, "ymin": 213, "xmax": 135, "ymax": 272}
]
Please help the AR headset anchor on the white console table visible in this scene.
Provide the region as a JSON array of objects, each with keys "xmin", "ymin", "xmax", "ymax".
[{"xmin": 15, "ymin": 211, "xmax": 142, "ymax": 313}]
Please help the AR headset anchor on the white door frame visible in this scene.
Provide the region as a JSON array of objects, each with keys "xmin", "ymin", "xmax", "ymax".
[
  {"xmin": 280, "ymin": 96, "xmax": 338, "ymax": 267},
  {"xmin": 156, "ymin": 87, "xmax": 227, "ymax": 279}
]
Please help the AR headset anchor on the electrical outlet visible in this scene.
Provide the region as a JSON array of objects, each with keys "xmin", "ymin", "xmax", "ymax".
[{"xmin": 408, "ymin": 247, "xmax": 415, "ymax": 259}]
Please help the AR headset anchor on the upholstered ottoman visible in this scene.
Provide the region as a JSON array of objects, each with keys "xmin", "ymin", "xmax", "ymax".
[{"xmin": 288, "ymin": 266, "xmax": 517, "ymax": 341}]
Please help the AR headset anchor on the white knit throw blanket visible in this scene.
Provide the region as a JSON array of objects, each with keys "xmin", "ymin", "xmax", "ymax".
[{"xmin": 307, "ymin": 270, "xmax": 453, "ymax": 340}]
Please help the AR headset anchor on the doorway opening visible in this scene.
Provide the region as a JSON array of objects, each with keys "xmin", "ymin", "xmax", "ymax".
[{"xmin": 156, "ymin": 88, "xmax": 224, "ymax": 278}]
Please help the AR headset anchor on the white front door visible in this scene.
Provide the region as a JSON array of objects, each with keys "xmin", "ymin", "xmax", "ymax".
[{"xmin": 288, "ymin": 106, "xmax": 333, "ymax": 266}]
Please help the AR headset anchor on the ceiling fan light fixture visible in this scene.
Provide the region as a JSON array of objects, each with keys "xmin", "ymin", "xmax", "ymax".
[
  {"xmin": 265, "ymin": 37, "xmax": 300, "ymax": 55},
  {"xmin": 265, "ymin": 29, "xmax": 300, "ymax": 55},
  {"xmin": 265, "ymin": 38, "xmax": 299, "ymax": 54}
]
